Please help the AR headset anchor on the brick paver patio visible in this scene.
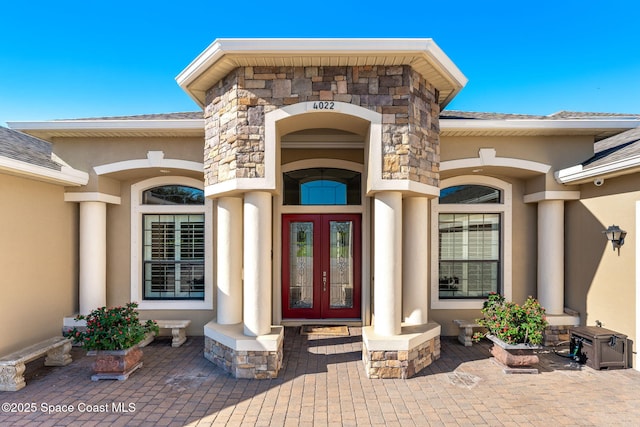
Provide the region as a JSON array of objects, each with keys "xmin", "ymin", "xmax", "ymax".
[{"xmin": 1, "ymin": 327, "xmax": 640, "ymax": 426}]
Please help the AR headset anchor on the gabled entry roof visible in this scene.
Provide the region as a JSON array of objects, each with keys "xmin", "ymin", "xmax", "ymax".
[{"xmin": 176, "ymin": 38, "xmax": 468, "ymax": 108}]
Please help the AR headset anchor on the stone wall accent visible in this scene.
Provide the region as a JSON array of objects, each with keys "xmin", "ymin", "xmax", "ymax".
[
  {"xmin": 204, "ymin": 66, "xmax": 440, "ymax": 188},
  {"xmin": 204, "ymin": 336, "xmax": 283, "ymax": 379},
  {"xmin": 363, "ymin": 336, "xmax": 440, "ymax": 379},
  {"xmin": 544, "ymin": 325, "xmax": 572, "ymax": 347}
]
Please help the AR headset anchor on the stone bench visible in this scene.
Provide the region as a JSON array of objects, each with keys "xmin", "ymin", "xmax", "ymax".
[
  {"xmin": 0, "ymin": 337, "xmax": 72, "ymax": 391},
  {"xmin": 139, "ymin": 320, "xmax": 191, "ymax": 348},
  {"xmin": 453, "ymin": 319, "xmax": 483, "ymax": 347}
]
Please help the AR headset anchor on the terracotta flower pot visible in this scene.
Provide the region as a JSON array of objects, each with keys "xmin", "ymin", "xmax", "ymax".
[{"xmin": 87, "ymin": 346, "xmax": 143, "ymax": 381}]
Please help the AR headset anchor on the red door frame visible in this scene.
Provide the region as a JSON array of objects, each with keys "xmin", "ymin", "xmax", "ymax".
[{"xmin": 282, "ymin": 214, "xmax": 361, "ymax": 319}]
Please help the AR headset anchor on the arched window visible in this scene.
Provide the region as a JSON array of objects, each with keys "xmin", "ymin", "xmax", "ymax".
[
  {"xmin": 283, "ymin": 168, "xmax": 361, "ymax": 205},
  {"xmin": 142, "ymin": 185, "xmax": 204, "ymax": 205},
  {"xmin": 439, "ymin": 185, "xmax": 501, "ymax": 204}
]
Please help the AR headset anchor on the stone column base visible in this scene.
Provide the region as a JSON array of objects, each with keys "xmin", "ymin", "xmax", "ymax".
[
  {"xmin": 544, "ymin": 309, "xmax": 580, "ymax": 346},
  {"xmin": 362, "ymin": 322, "xmax": 441, "ymax": 379},
  {"xmin": 204, "ymin": 321, "xmax": 284, "ymax": 379}
]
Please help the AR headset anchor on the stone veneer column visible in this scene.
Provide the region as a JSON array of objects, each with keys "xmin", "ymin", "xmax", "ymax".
[
  {"xmin": 243, "ymin": 191, "xmax": 272, "ymax": 336},
  {"xmin": 374, "ymin": 191, "xmax": 402, "ymax": 336},
  {"xmin": 217, "ymin": 197, "xmax": 243, "ymax": 324},
  {"xmin": 402, "ymin": 197, "xmax": 429, "ymax": 324},
  {"xmin": 538, "ymin": 200, "xmax": 565, "ymax": 315},
  {"xmin": 79, "ymin": 201, "xmax": 107, "ymax": 315}
]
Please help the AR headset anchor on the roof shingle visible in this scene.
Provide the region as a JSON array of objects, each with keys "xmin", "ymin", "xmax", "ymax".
[{"xmin": 0, "ymin": 127, "xmax": 61, "ymax": 170}]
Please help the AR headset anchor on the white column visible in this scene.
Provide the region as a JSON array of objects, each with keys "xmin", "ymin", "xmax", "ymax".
[
  {"xmin": 243, "ymin": 191, "xmax": 272, "ymax": 337},
  {"xmin": 538, "ymin": 200, "xmax": 565, "ymax": 315},
  {"xmin": 217, "ymin": 197, "xmax": 243, "ymax": 325},
  {"xmin": 374, "ymin": 191, "xmax": 402, "ymax": 336},
  {"xmin": 402, "ymin": 196, "xmax": 429, "ymax": 324},
  {"xmin": 79, "ymin": 201, "xmax": 107, "ymax": 315}
]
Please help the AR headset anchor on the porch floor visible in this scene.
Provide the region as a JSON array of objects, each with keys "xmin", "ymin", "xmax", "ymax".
[{"xmin": 2, "ymin": 327, "xmax": 640, "ymax": 426}]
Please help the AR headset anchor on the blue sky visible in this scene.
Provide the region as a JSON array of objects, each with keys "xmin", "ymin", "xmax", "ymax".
[{"xmin": 1, "ymin": 1, "xmax": 639, "ymax": 126}]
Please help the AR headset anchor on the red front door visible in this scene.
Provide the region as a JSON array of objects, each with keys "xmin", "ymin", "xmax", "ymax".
[{"xmin": 282, "ymin": 214, "xmax": 361, "ymax": 319}]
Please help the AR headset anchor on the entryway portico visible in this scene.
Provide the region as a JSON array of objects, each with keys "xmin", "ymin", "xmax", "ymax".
[{"xmin": 179, "ymin": 38, "xmax": 468, "ymax": 378}]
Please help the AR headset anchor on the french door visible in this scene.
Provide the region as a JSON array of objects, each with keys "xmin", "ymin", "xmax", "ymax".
[{"xmin": 282, "ymin": 214, "xmax": 361, "ymax": 319}]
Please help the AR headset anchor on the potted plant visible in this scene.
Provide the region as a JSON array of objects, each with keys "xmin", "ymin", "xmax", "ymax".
[
  {"xmin": 64, "ymin": 302, "xmax": 158, "ymax": 381},
  {"xmin": 474, "ymin": 293, "xmax": 548, "ymax": 371}
]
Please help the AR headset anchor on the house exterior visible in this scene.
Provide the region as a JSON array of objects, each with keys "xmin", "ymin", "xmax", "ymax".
[{"xmin": 2, "ymin": 38, "xmax": 639, "ymax": 379}]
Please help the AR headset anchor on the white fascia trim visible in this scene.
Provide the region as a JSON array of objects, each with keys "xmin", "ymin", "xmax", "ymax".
[
  {"xmin": 441, "ymin": 149, "xmax": 551, "ymax": 174},
  {"xmin": 8, "ymin": 119, "xmax": 204, "ymax": 132},
  {"xmin": 0, "ymin": 155, "xmax": 88, "ymax": 186},
  {"xmin": 523, "ymin": 191, "xmax": 581, "ymax": 203},
  {"xmin": 555, "ymin": 154, "xmax": 640, "ymax": 184},
  {"xmin": 440, "ymin": 118, "xmax": 640, "ymax": 132},
  {"xmin": 64, "ymin": 192, "xmax": 121, "ymax": 205},
  {"xmin": 94, "ymin": 157, "xmax": 203, "ymax": 176}
]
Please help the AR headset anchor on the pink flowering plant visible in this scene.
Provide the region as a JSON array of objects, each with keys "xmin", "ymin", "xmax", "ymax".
[
  {"xmin": 64, "ymin": 302, "xmax": 158, "ymax": 350},
  {"xmin": 473, "ymin": 293, "xmax": 548, "ymax": 345}
]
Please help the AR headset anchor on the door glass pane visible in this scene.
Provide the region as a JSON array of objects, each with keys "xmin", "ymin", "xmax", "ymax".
[
  {"xmin": 289, "ymin": 222, "xmax": 314, "ymax": 309},
  {"xmin": 329, "ymin": 221, "xmax": 354, "ymax": 309}
]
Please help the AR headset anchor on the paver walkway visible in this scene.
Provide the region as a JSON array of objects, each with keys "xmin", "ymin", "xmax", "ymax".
[{"xmin": 1, "ymin": 327, "xmax": 640, "ymax": 426}]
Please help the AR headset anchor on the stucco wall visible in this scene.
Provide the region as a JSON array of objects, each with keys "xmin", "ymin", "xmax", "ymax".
[
  {"xmin": 0, "ymin": 174, "xmax": 77, "ymax": 354},
  {"xmin": 566, "ymin": 173, "xmax": 639, "ymax": 344}
]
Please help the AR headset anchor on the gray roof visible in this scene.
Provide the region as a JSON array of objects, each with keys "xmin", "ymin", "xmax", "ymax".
[
  {"xmin": 440, "ymin": 110, "xmax": 640, "ymax": 120},
  {"xmin": 583, "ymin": 127, "xmax": 640, "ymax": 169},
  {"xmin": 65, "ymin": 112, "xmax": 203, "ymax": 121},
  {"xmin": 0, "ymin": 127, "xmax": 61, "ymax": 170}
]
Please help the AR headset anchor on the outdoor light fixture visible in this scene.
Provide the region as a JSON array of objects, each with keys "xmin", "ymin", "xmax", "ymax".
[{"xmin": 603, "ymin": 225, "xmax": 627, "ymax": 255}]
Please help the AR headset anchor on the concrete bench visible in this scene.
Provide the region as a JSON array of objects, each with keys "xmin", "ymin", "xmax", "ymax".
[
  {"xmin": 139, "ymin": 320, "xmax": 191, "ymax": 348},
  {"xmin": 0, "ymin": 337, "xmax": 72, "ymax": 391},
  {"xmin": 453, "ymin": 320, "xmax": 482, "ymax": 347}
]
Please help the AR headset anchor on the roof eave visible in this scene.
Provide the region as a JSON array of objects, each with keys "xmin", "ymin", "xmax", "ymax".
[
  {"xmin": 0, "ymin": 156, "xmax": 89, "ymax": 186},
  {"xmin": 556, "ymin": 155, "xmax": 640, "ymax": 184},
  {"xmin": 440, "ymin": 118, "xmax": 640, "ymax": 132},
  {"xmin": 176, "ymin": 38, "xmax": 467, "ymax": 108},
  {"xmin": 7, "ymin": 119, "xmax": 206, "ymax": 139}
]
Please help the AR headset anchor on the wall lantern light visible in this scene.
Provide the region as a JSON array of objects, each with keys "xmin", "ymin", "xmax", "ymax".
[{"xmin": 603, "ymin": 225, "xmax": 627, "ymax": 255}]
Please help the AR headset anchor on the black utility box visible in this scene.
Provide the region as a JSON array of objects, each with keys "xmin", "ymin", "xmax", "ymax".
[{"xmin": 570, "ymin": 326, "xmax": 628, "ymax": 370}]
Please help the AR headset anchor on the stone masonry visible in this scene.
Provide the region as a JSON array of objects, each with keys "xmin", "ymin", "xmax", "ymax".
[
  {"xmin": 204, "ymin": 65, "xmax": 441, "ymax": 188},
  {"xmin": 204, "ymin": 336, "xmax": 283, "ymax": 379},
  {"xmin": 363, "ymin": 336, "xmax": 440, "ymax": 379}
]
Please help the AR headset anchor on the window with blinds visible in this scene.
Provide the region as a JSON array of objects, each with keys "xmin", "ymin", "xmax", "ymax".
[
  {"xmin": 143, "ymin": 214, "xmax": 205, "ymax": 300},
  {"xmin": 437, "ymin": 184, "xmax": 503, "ymax": 300},
  {"xmin": 438, "ymin": 213, "xmax": 500, "ymax": 298}
]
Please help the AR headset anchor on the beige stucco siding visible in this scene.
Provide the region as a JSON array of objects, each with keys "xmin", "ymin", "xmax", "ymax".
[
  {"xmin": 0, "ymin": 174, "xmax": 77, "ymax": 354},
  {"xmin": 53, "ymin": 136, "xmax": 205, "ymax": 194},
  {"xmin": 440, "ymin": 135, "xmax": 593, "ymax": 194},
  {"xmin": 566, "ymin": 173, "xmax": 639, "ymax": 343}
]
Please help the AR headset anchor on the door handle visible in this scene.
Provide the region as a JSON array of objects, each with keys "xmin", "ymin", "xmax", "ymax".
[{"xmin": 322, "ymin": 271, "xmax": 327, "ymax": 291}]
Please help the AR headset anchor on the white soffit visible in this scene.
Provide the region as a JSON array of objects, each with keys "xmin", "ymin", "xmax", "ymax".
[
  {"xmin": 176, "ymin": 38, "xmax": 468, "ymax": 108},
  {"xmin": 440, "ymin": 119, "xmax": 640, "ymax": 138}
]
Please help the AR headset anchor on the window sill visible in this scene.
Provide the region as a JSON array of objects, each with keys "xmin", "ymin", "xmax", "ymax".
[
  {"xmin": 137, "ymin": 300, "xmax": 211, "ymax": 310},
  {"xmin": 431, "ymin": 299, "xmax": 485, "ymax": 310}
]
